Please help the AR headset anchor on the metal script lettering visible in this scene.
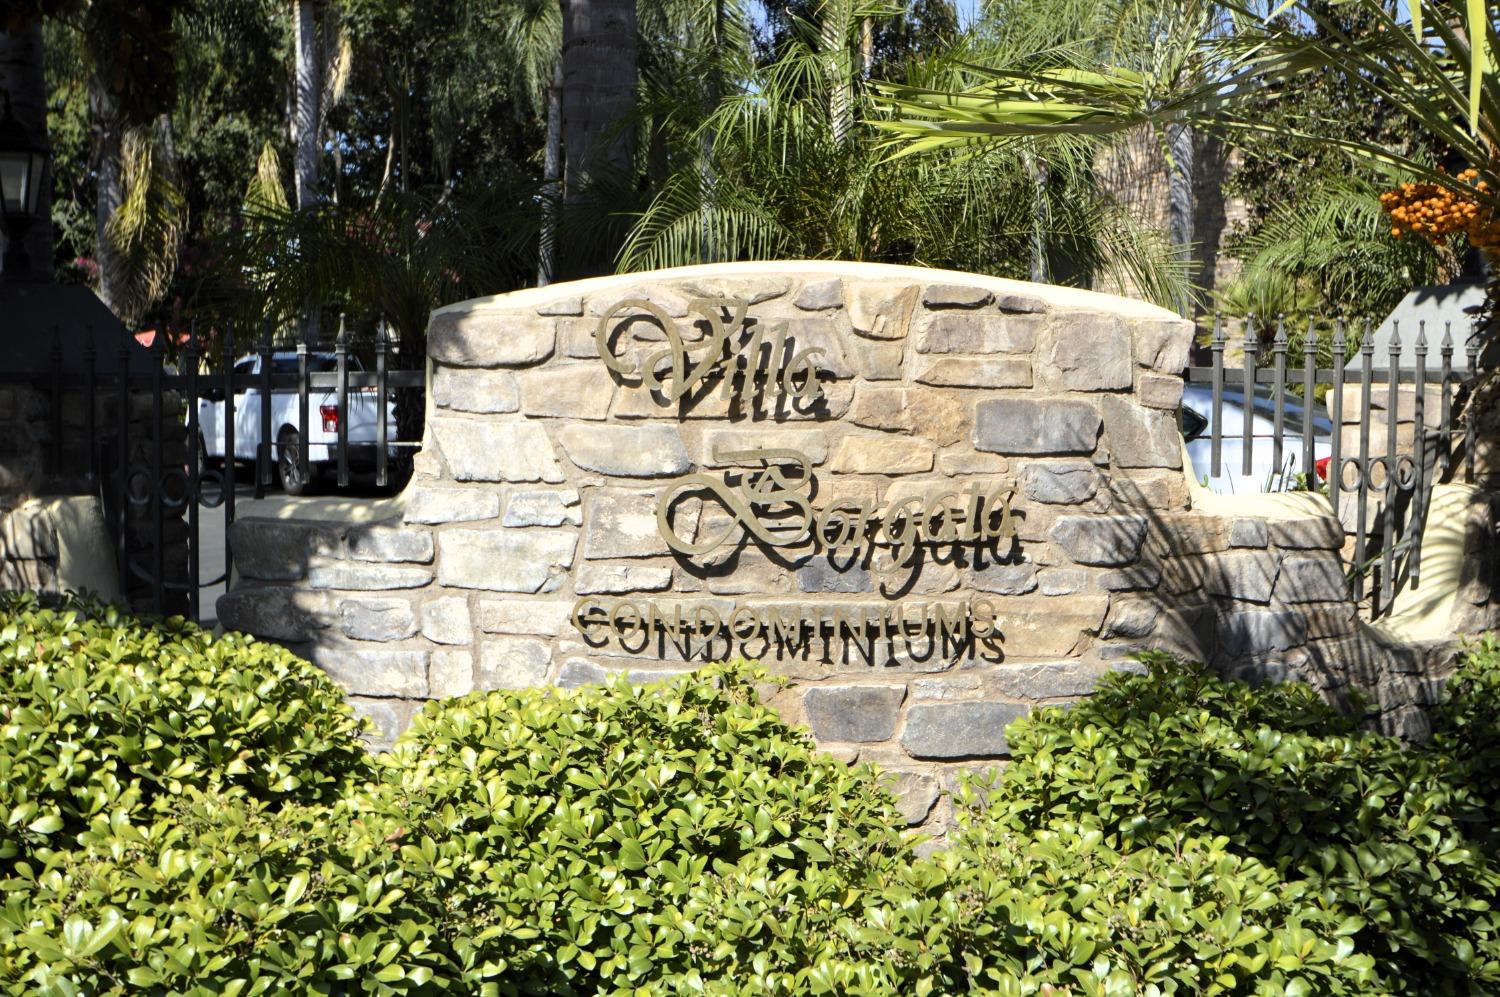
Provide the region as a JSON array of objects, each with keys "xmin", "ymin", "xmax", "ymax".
[{"xmin": 595, "ymin": 296, "xmax": 826, "ymax": 405}]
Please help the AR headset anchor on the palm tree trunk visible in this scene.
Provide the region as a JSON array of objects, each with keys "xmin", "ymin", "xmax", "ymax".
[
  {"xmin": 0, "ymin": 21, "xmax": 54, "ymax": 282},
  {"xmin": 822, "ymin": 0, "xmax": 852, "ymax": 145},
  {"xmin": 1167, "ymin": 122, "xmax": 1194, "ymax": 316},
  {"xmin": 538, "ymin": 60, "xmax": 562, "ymax": 286},
  {"xmin": 89, "ymin": 74, "xmax": 123, "ymax": 315},
  {"xmin": 560, "ymin": 0, "xmax": 637, "ymax": 276},
  {"xmin": 292, "ymin": 0, "xmax": 320, "ymax": 210}
]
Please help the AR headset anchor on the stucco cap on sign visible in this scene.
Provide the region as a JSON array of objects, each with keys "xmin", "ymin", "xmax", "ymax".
[{"xmin": 429, "ymin": 260, "xmax": 1184, "ymax": 323}]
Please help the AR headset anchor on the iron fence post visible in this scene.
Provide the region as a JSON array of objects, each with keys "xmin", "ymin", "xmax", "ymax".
[
  {"xmin": 376, "ymin": 330, "xmax": 389, "ymax": 488},
  {"xmin": 1242, "ymin": 315, "xmax": 1257, "ymax": 477},
  {"xmin": 1271, "ymin": 315, "xmax": 1287, "ymax": 480},
  {"xmin": 185, "ymin": 328, "xmax": 200, "ymax": 622},
  {"xmin": 1210, "ymin": 314, "xmax": 1224, "ymax": 478},
  {"xmin": 256, "ymin": 315, "xmax": 273, "ymax": 499},
  {"xmin": 1329, "ymin": 320, "xmax": 1345, "ymax": 518},
  {"xmin": 297, "ymin": 335, "xmax": 310, "ymax": 483},
  {"xmin": 1411, "ymin": 322, "xmax": 1427, "ymax": 589},
  {"xmin": 223, "ymin": 324, "xmax": 236, "ymax": 587},
  {"xmin": 1353, "ymin": 320, "xmax": 1374, "ymax": 607},
  {"xmin": 336, "ymin": 319, "xmax": 350, "ymax": 488}
]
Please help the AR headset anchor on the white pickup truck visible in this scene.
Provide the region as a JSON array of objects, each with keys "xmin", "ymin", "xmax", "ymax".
[{"xmin": 197, "ymin": 351, "xmax": 399, "ymax": 495}]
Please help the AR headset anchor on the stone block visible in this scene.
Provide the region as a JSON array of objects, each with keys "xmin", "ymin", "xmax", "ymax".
[
  {"xmin": 921, "ymin": 284, "xmax": 993, "ymax": 309},
  {"xmin": 1268, "ymin": 517, "xmax": 1343, "ymax": 549},
  {"xmin": 901, "ymin": 702, "xmax": 1027, "ymax": 759},
  {"xmin": 1099, "ymin": 396, "xmax": 1182, "ymax": 469},
  {"xmin": 430, "ymin": 418, "xmax": 566, "ymax": 483},
  {"xmin": 1020, "ymin": 462, "xmax": 1100, "ymax": 504},
  {"xmin": 1229, "ymin": 518, "xmax": 1269, "ymax": 548},
  {"xmin": 587, "ymin": 284, "xmax": 692, "ymax": 316},
  {"xmin": 914, "ymin": 311, "xmax": 1040, "ymax": 355},
  {"xmin": 1101, "ymin": 598, "xmax": 1160, "ymax": 639},
  {"xmin": 1132, "ymin": 317, "xmax": 1194, "ymax": 372},
  {"xmin": 421, "ymin": 595, "xmax": 472, "ymax": 645},
  {"xmin": 1, "ymin": 505, "xmax": 56, "ymax": 559},
  {"xmin": 850, "ymin": 339, "xmax": 905, "ymax": 380},
  {"xmin": 795, "ymin": 558, "xmax": 872, "ymax": 593},
  {"xmin": 536, "ymin": 295, "xmax": 584, "ymax": 316},
  {"xmin": 1108, "ymin": 472, "xmax": 1190, "ymax": 512},
  {"xmin": 557, "ymin": 425, "xmax": 692, "ymax": 477},
  {"xmin": 427, "ymin": 310, "xmax": 555, "ymax": 367},
  {"xmin": 1038, "ymin": 568, "xmax": 1089, "ymax": 595},
  {"xmin": 794, "ymin": 278, "xmax": 843, "ymax": 310},
  {"xmin": 1187, "ymin": 551, "xmax": 1280, "ymax": 603},
  {"xmin": 476, "ymin": 637, "xmax": 552, "ymax": 689},
  {"xmin": 437, "ymin": 528, "xmax": 578, "ymax": 592},
  {"xmin": 403, "ymin": 487, "xmax": 502, "ymax": 525},
  {"xmin": 969, "ymin": 561, "xmax": 1038, "ymax": 595},
  {"xmin": 431, "ymin": 367, "xmax": 520, "ymax": 413},
  {"xmin": 989, "ymin": 660, "xmax": 1116, "ymax": 700},
  {"xmin": 1049, "ymin": 515, "xmax": 1148, "ymax": 566},
  {"xmin": 504, "ymin": 489, "xmax": 583, "ymax": 527},
  {"xmin": 830, "ymin": 436, "xmax": 934, "ymax": 474},
  {"xmin": 939, "ymin": 451, "xmax": 1009, "ymax": 476},
  {"xmin": 1045, "ymin": 314, "xmax": 1131, "ymax": 391},
  {"xmin": 229, "ymin": 519, "xmax": 341, "ymax": 581},
  {"xmin": 585, "ymin": 488, "xmax": 698, "ymax": 559},
  {"xmin": 1098, "ymin": 561, "xmax": 1162, "ymax": 591},
  {"xmin": 677, "ymin": 277, "xmax": 790, "ymax": 304},
  {"xmin": 846, "ymin": 388, "xmax": 967, "ymax": 447},
  {"xmin": 340, "ymin": 597, "xmax": 418, "ymax": 642},
  {"xmin": 914, "ymin": 357, "xmax": 1033, "ymax": 389},
  {"xmin": 984, "ymin": 594, "xmax": 1109, "ymax": 656},
  {"xmin": 347, "ymin": 526, "xmax": 434, "ymax": 563},
  {"xmin": 315, "ymin": 649, "xmax": 428, "ymax": 698},
  {"xmin": 802, "ymin": 685, "xmax": 905, "ymax": 742},
  {"xmin": 576, "ymin": 563, "xmax": 674, "ymax": 594},
  {"xmin": 518, "ymin": 365, "xmax": 616, "ymax": 419},
  {"xmin": 1138, "ymin": 373, "xmax": 1184, "ymax": 409},
  {"xmin": 557, "ymin": 658, "xmax": 612, "ymax": 688},
  {"xmin": 846, "ymin": 281, "xmax": 918, "ymax": 339},
  {"xmin": 216, "ymin": 586, "xmax": 327, "ymax": 641},
  {"xmin": 347, "ymin": 697, "xmax": 408, "ymax": 751},
  {"xmin": 974, "ymin": 398, "xmax": 1100, "ymax": 456},
  {"xmin": 306, "ymin": 563, "xmax": 433, "ymax": 590},
  {"xmin": 704, "ymin": 429, "xmax": 830, "ymax": 465},
  {"xmin": 883, "ymin": 770, "xmax": 942, "ymax": 826},
  {"xmin": 428, "ymin": 650, "xmax": 474, "ymax": 698},
  {"xmin": 1219, "ymin": 610, "xmax": 1308, "ymax": 657},
  {"xmin": 998, "ymin": 292, "xmax": 1047, "ymax": 313},
  {"xmin": 1275, "ymin": 556, "xmax": 1348, "ymax": 603},
  {"xmin": 476, "ymin": 598, "xmax": 576, "ymax": 637}
]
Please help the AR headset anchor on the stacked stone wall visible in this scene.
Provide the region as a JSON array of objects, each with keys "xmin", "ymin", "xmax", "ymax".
[{"xmin": 218, "ymin": 262, "xmax": 1450, "ymax": 837}]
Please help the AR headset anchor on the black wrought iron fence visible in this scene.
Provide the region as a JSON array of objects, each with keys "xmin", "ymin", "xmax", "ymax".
[
  {"xmin": 0, "ymin": 321, "xmax": 425, "ymax": 621},
  {"xmin": 1185, "ymin": 314, "xmax": 1487, "ymax": 619}
]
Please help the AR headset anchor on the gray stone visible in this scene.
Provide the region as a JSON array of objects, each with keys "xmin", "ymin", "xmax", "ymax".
[
  {"xmin": 421, "ymin": 595, "xmax": 472, "ymax": 644},
  {"xmin": 901, "ymin": 702, "xmax": 1027, "ymax": 759},
  {"xmin": 846, "ymin": 282, "xmax": 918, "ymax": 339},
  {"xmin": 998, "ymin": 292, "xmax": 1047, "ymax": 313},
  {"xmin": 403, "ymin": 487, "xmax": 502, "ymax": 525},
  {"xmin": 216, "ymin": 586, "xmax": 326, "ymax": 641},
  {"xmin": 802, "ymin": 685, "xmax": 905, "ymax": 742},
  {"xmin": 1101, "ymin": 599, "xmax": 1160, "ymax": 639},
  {"xmin": 340, "ymin": 597, "xmax": 418, "ymax": 642},
  {"xmin": 973, "ymin": 398, "xmax": 1100, "ymax": 456},
  {"xmin": 970, "ymin": 561, "xmax": 1038, "ymax": 595},
  {"xmin": 1268, "ymin": 518, "xmax": 1344, "ymax": 549},
  {"xmin": 476, "ymin": 637, "xmax": 552, "ymax": 689},
  {"xmin": 1021, "ymin": 463, "xmax": 1100, "ymax": 504},
  {"xmin": 306, "ymin": 563, "xmax": 433, "ymax": 590},
  {"xmin": 1132, "ymin": 317, "xmax": 1193, "ymax": 372},
  {"xmin": 1219, "ymin": 610, "xmax": 1308, "ymax": 657},
  {"xmin": 557, "ymin": 658, "xmax": 612, "ymax": 688},
  {"xmin": 1, "ymin": 505, "xmax": 56, "ymax": 559},
  {"xmin": 1196, "ymin": 551, "xmax": 1280, "ymax": 603},
  {"xmin": 921, "ymin": 284, "xmax": 993, "ymax": 309},
  {"xmin": 504, "ymin": 489, "xmax": 583, "ymax": 527},
  {"xmin": 1229, "ymin": 518, "xmax": 1269, "ymax": 548},
  {"xmin": 1276, "ymin": 556, "xmax": 1348, "ymax": 603},
  {"xmin": 437, "ymin": 528, "xmax": 578, "ymax": 592},
  {"xmin": 1138, "ymin": 373, "xmax": 1184, "ymax": 410},
  {"xmin": 518, "ymin": 365, "xmax": 616, "ymax": 419},
  {"xmin": 992, "ymin": 661, "xmax": 1116, "ymax": 700},
  {"xmin": 1098, "ymin": 562, "xmax": 1162, "ymax": 591},
  {"xmin": 913, "ymin": 357, "xmax": 1033, "ymax": 388},
  {"xmin": 476, "ymin": 598, "xmax": 576, "ymax": 637},
  {"xmin": 557, "ymin": 425, "xmax": 692, "ymax": 477},
  {"xmin": 315, "ymin": 649, "xmax": 428, "ymax": 698},
  {"xmin": 431, "ymin": 367, "xmax": 520, "ymax": 413},
  {"xmin": 347, "ymin": 526, "xmax": 434, "ymax": 563},
  {"xmin": 430, "ymin": 419, "xmax": 566, "ymax": 483},
  {"xmin": 1047, "ymin": 314, "xmax": 1131, "ymax": 391},
  {"xmin": 536, "ymin": 295, "xmax": 584, "ymax": 316},
  {"xmin": 704, "ymin": 429, "xmax": 830, "ymax": 465},
  {"xmin": 576, "ymin": 563, "xmax": 674, "ymax": 594},
  {"xmin": 427, "ymin": 310, "xmax": 555, "ymax": 367},
  {"xmin": 584, "ymin": 488, "xmax": 699, "ymax": 559},
  {"xmin": 229, "ymin": 519, "xmax": 340, "ymax": 581},
  {"xmin": 915, "ymin": 312, "xmax": 1039, "ymax": 354},
  {"xmin": 1049, "ymin": 515, "xmax": 1148, "ymax": 566},
  {"xmin": 850, "ymin": 340, "xmax": 905, "ymax": 380},
  {"xmin": 1099, "ymin": 396, "xmax": 1182, "ymax": 469},
  {"xmin": 794, "ymin": 278, "xmax": 843, "ymax": 310},
  {"xmin": 347, "ymin": 697, "xmax": 406, "ymax": 751},
  {"xmin": 1038, "ymin": 568, "xmax": 1089, "ymax": 595},
  {"xmin": 429, "ymin": 650, "xmax": 475, "ymax": 698},
  {"xmin": 795, "ymin": 558, "xmax": 872, "ymax": 593},
  {"xmin": 884, "ymin": 771, "xmax": 942, "ymax": 826}
]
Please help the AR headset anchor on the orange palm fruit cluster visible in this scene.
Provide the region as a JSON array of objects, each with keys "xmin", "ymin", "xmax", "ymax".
[{"xmin": 1380, "ymin": 169, "xmax": 1500, "ymax": 250}]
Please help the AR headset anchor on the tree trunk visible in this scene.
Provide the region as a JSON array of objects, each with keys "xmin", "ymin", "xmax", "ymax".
[
  {"xmin": 89, "ymin": 73, "xmax": 123, "ymax": 315},
  {"xmin": 0, "ymin": 22, "xmax": 54, "ymax": 282},
  {"xmin": 1167, "ymin": 122, "xmax": 1194, "ymax": 317},
  {"xmin": 560, "ymin": 0, "xmax": 637, "ymax": 276},
  {"xmin": 292, "ymin": 0, "xmax": 320, "ymax": 211},
  {"xmin": 539, "ymin": 60, "xmax": 563, "ymax": 286},
  {"xmin": 822, "ymin": 0, "xmax": 852, "ymax": 145}
]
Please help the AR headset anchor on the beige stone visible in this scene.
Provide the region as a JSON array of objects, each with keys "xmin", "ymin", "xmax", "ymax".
[
  {"xmin": 1043, "ymin": 314, "xmax": 1131, "ymax": 392},
  {"xmin": 845, "ymin": 281, "xmax": 918, "ymax": 339},
  {"xmin": 914, "ymin": 311, "xmax": 1040, "ymax": 355},
  {"xmin": 431, "ymin": 367, "xmax": 520, "ymax": 413},
  {"xmin": 702, "ymin": 428, "xmax": 830, "ymax": 465},
  {"xmin": 849, "ymin": 339, "xmax": 906, "ymax": 380},
  {"xmin": 576, "ymin": 563, "xmax": 674, "ymax": 594},
  {"xmin": 437, "ymin": 528, "xmax": 578, "ymax": 592},
  {"xmin": 847, "ymin": 387, "xmax": 968, "ymax": 447},
  {"xmin": 476, "ymin": 637, "xmax": 553, "ymax": 689},
  {"xmin": 430, "ymin": 418, "xmax": 566, "ymax": 483},
  {"xmin": 1138, "ymin": 372, "xmax": 1184, "ymax": 409},
  {"xmin": 830, "ymin": 436, "xmax": 935, "ymax": 474},
  {"xmin": 914, "ymin": 357, "xmax": 1032, "ymax": 389},
  {"xmin": 558, "ymin": 424, "xmax": 692, "ymax": 477},
  {"xmin": 427, "ymin": 310, "xmax": 555, "ymax": 367},
  {"xmin": 584, "ymin": 487, "xmax": 701, "ymax": 559},
  {"xmin": 518, "ymin": 365, "xmax": 616, "ymax": 419},
  {"xmin": 476, "ymin": 597, "xmax": 577, "ymax": 636},
  {"xmin": 938, "ymin": 451, "xmax": 1010, "ymax": 476},
  {"xmin": 429, "ymin": 650, "xmax": 475, "ymax": 698}
]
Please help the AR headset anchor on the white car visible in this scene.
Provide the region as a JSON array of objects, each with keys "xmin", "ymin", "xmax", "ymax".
[
  {"xmin": 1181, "ymin": 383, "xmax": 1334, "ymax": 494},
  {"xmin": 198, "ymin": 351, "xmax": 398, "ymax": 495}
]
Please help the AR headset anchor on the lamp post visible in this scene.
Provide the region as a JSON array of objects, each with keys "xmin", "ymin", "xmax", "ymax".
[{"xmin": 0, "ymin": 90, "xmax": 49, "ymax": 281}]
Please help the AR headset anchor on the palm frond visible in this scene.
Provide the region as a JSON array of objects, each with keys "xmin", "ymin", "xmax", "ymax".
[{"xmin": 105, "ymin": 121, "xmax": 187, "ymax": 327}]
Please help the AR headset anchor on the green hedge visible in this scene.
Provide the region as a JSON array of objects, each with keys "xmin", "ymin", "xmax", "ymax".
[{"xmin": 3, "ymin": 592, "xmax": 1500, "ymax": 994}]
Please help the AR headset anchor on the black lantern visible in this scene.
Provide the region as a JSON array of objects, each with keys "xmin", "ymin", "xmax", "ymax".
[{"xmin": 0, "ymin": 91, "xmax": 49, "ymax": 280}]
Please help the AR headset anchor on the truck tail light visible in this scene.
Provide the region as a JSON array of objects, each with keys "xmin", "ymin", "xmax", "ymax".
[{"xmin": 320, "ymin": 404, "xmax": 339, "ymax": 432}]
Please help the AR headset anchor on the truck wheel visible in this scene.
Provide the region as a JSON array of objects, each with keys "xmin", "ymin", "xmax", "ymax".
[{"xmin": 277, "ymin": 427, "xmax": 316, "ymax": 496}]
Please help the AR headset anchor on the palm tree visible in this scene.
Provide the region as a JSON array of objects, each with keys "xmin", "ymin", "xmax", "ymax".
[{"xmin": 0, "ymin": 16, "xmax": 55, "ymax": 281}]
